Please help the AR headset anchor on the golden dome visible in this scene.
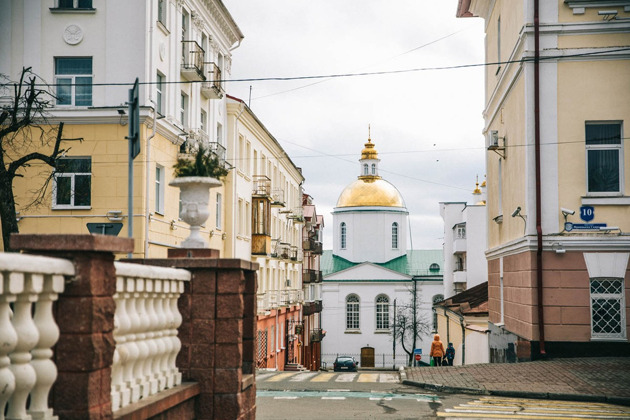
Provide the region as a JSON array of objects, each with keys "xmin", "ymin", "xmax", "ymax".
[
  {"xmin": 336, "ymin": 178, "xmax": 405, "ymax": 208},
  {"xmin": 361, "ymin": 138, "xmax": 378, "ymax": 160}
]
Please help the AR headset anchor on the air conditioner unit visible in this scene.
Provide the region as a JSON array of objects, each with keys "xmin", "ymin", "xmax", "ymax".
[
  {"xmin": 488, "ymin": 130, "xmax": 499, "ymax": 149},
  {"xmin": 285, "ymin": 279, "xmax": 291, "ymax": 287}
]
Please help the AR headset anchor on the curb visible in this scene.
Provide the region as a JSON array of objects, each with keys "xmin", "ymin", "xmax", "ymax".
[{"xmin": 401, "ymin": 380, "xmax": 630, "ymax": 407}]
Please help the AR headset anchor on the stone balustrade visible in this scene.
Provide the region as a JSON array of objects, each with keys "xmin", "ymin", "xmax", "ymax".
[
  {"xmin": 111, "ymin": 261, "xmax": 191, "ymax": 411},
  {"xmin": 0, "ymin": 252, "xmax": 75, "ymax": 420}
]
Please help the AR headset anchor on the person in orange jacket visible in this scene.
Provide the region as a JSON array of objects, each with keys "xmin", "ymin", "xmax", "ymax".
[{"xmin": 430, "ymin": 334, "xmax": 445, "ymax": 366}]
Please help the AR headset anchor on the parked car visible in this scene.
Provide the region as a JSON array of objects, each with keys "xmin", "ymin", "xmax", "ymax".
[{"xmin": 333, "ymin": 356, "xmax": 358, "ymax": 372}]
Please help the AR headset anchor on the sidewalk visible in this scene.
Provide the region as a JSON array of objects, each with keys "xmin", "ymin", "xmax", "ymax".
[{"xmin": 403, "ymin": 357, "xmax": 630, "ymax": 406}]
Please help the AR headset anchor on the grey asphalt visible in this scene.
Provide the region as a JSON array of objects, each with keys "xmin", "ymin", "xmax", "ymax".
[{"xmin": 403, "ymin": 357, "xmax": 630, "ymax": 406}]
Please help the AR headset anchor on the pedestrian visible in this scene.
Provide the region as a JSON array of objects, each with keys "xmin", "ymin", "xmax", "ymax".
[
  {"xmin": 429, "ymin": 334, "xmax": 445, "ymax": 366},
  {"xmin": 445, "ymin": 343, "xmax": 455, "ymax": 366}
]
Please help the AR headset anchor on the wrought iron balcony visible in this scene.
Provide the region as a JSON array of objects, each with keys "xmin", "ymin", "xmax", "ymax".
[
  {"xmin": 201, "ymin": 62, "xmax": 223, "ymax": 99},
  {"xmin": 303, "ymin": 238, "xmax": 323, "ymax": 255},
  {"xmin": 181, "ymin": 41, "xmax": 205, "ymax": 81},
  {"xmin": 287, "ymin": 207, "xmax": 304, "ymax": 223},
  {"xmin": 252, "ymin": 175, "xmax": 271, "ymax": 197},
  {"xmin": 310, "ymin": 328, "xmax": 325, "ymax": 342}
]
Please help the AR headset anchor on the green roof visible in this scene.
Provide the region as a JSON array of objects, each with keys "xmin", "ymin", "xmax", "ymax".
[{"xmin": 321, "ymin": 250, "xmax": 443, "ymax": 278}]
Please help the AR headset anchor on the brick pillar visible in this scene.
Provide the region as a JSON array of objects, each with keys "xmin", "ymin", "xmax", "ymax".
[
  {"xmin": 136, "ymin": 249, "xmax": 258, "ymax": 420},
  {"xmin": 11, "ymin": 234, "xmax": 134, "ymax": 420}
]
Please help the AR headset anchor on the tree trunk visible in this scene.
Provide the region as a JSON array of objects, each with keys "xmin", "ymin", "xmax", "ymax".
[{"xmin": 0, "ymin": 173, "xmax": 19, "ymax": 252}]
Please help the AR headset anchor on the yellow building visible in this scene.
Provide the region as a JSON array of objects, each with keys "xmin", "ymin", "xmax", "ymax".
[
  {"xmin": 3, "ymin": 1, "xmax": 243, "ymax": 258},
  {"xmin": 457, "ymin": 0, "xmax": 630, "ymax": 360}
]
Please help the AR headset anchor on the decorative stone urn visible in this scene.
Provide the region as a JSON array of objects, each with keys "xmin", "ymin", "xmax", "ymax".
[{"xmin": 169, "ymin": 176, "xmax": 222, "ymax": 248}]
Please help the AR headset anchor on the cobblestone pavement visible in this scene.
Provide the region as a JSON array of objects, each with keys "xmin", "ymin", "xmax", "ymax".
[{"xmin": 404, "ymin": 357, "xmax": 630, "ymax": 404}]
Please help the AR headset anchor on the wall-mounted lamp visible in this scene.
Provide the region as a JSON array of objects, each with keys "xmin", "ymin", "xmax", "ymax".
[
  {"xmin": 552, "ymin": 242, "xmax": 566, "ymax": 254},
  {"xmin": 209, "ymin": 230, "xmax": 214, "ymax": 237},
  {"xmin": 117, "ymin": 109, "xmax": 128, "ymax": 126},
  {"xmin": 600, "ymin": 226, "xmax": 622, "ymax": 234},
  {"xmin": 170, "ymin": 220, "xmax": 177, "ymax": 230},
  {"xmin": 106, "ymin": 210, "xmax": 123, "ymax": 222},
  {"xmin": 511, "ymin": 206, "xmax": 526, "ymax": 233}
]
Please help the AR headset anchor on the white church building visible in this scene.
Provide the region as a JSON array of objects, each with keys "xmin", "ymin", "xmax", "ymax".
[{"xmin": 321, "ymin": 137, "xmax": 443, "ymax": 368}]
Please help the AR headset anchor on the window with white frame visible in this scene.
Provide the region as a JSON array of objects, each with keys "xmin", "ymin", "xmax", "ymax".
[
  {"xmin": 590, "ymin": 278, "xmax": 626, "ymax": 339},
  {"xmin": 56, "ymin": 0, "xmax": 92, "ymax": 9},
  {"xmin": 238, "ymin": 199, "xmax": 243, "ymax": 235},
  {"xmin": 156, "ymin": 73, "xmax": 164, "ymax": 115},
  {"xmin": 371, "ymin": 163, "xmax": 376, "ymax": 175},
  {"xmin": 586, "ymin": 122, "xmax": 623, "ymax": 195},
  {"xmin": 363, "ymin": 164, "xmax": 369, "ymax": 175},
  {"xmin": 391, "ymin": 222, "xmax": 398, "ymax": 249},
  {"xmin": 454, "ymin": 224, "xmax": 466, "ymax": 239},
  {"xmin": 340, "ymin": 222, "xmax": 347, "ymax": 249},
  {"xmin": 200, "ymin": 109, "xmax": 207, "ymax": 133},
  {"xmin": 375, "ymin": 294, "xmax": 390, "ymax": 330},
  {"xmin": 157, "ymin": 0, "xmax": 167, "ymax": 25},
  {"xmin": 217, "ymin": 122, "xmax": 223, "ymax": 145},
  {"xmin": 216, "ymin": 192, "xmax": 222, "ymax": 229},
  {"xmin": 180, "ymin": 92, "xmax": 188, "ymax": 127},
  {"xmin": 53, "ymin": 157, "xmax": 91, "ymax": 208},
  {"xmin": 346, "ymin": 294, "xmax": 360, "ymax": 330},
  {"xmin": 55, "ymin": 57, "xmax": 92, "ymax": 106},
  {"xmin": 155, "ymin": 164, "xmax": 165, "ymax": 214}
]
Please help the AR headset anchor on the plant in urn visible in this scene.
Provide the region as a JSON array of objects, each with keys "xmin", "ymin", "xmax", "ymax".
[{"xmin": 170, "ymin": 143, "xmax": 228, "ymax": 248}]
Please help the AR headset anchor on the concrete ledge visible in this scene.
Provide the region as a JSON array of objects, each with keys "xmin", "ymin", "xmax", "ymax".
[
  {"xmin": 402, "ymin": 380, "xmax": 630, "ymax": 406},
  {"xmin": 135, "ymin": 257, "xmax": 260, "ymax": 271},
  {"xmin": 113, "ymin": 382, "xmax": 200, "ymax": 420},
  {"xmin": 11, "ymin": 233, "xmax": 134, "ymax": 253}
]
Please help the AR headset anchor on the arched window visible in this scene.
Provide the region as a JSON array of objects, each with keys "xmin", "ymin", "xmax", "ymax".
[
  {"xmin": 363, "ymin": 164, "xmax": 369, "ymax": 175},
  {"xmin": 340, "ymin": 222, "xmax": 347, "ymax": 249},
  {"xmin": 371, "ymin": 163, "xmax": 376, "ymax": 175},
  {"xmin": 391, "ymin": 222, "xmax": 398, "ymax": 249},
  {"xmin": 429, "ymin": 263, "xmax": 440, "ymax": 272},
  {"xmin": 346, "ymin": 295, "xmax": 360, "ymax": 330},
  {"xmin": 375, "ymin": 294, "xmax": 389, "ymax": 330}
]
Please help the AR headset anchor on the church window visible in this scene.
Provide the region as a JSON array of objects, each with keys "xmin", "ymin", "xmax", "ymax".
[
  {"xmin": 371, "ymin": 163, "xmax": 376, "ymax": 175},
  {"xmin": 375, "ymin": 295, "xmax": 389, "ymax": 330},
  {"xmin": 363, "ymin": 164, "xmax": 369, "ymax": 175},
  {"xmin": 340, "ymin": 222, "xmax": 347, "ymax": 249},
  {"xmin": 346, "ymin": 294, "xmax": 360, "ymax": 330},
  {"xmin": 391, "ymin": 222, "xmax": 398, "ymax": 249}
]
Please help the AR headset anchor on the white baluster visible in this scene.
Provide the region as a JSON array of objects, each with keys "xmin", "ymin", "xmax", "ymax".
[
  {"xmin": 0, "ymin": 272, "xmax": 20, "ymax": 420},
  {"xmin": 123, "ymin": 278, "xmax": 141, "ymax": 404},
  {"xmin": 133, "ymin": 278, "xmax": 150, "ymax": 399},
  {"xmin": 143, "ymin": 279, "xmax": 159, "ymax": 396},
  {"xmin": 160, "ymin": 280, "xmax": 175, "ymax": 389},
  {"xmin": 28, "ymin": 274, "xmax": 64, "ymax": 420},
  {"xmin": 152, "ymin": 279, "xmax": 168, "ymax": 392},
  {"xmin": 111, "ymin": 277, "xmax": 125, "ymax": 411},
  {"xmin": 7, "ymin": 272, "xmax": 43, "ymax": 420},
  {"xmin": 168, "ymin": 280, "xmax": 183, "ymax": 387}
]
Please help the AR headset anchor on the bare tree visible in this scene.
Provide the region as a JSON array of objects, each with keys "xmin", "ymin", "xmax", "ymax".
[
  {"xmin": 392, "ymin": 282, "xmax": 433, "ymax": 366},
  {"xmin": 0, "ymin": 67, "xmax": 80, "ymax": 251}
]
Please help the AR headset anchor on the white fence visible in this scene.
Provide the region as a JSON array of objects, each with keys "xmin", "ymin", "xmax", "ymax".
[
  {"xmin": 111, "ymin": 261, "xmax": 191, "ymax": 411},
  {"xmin": 0, "ymin": 252, "xmax": 75, "ymax": 420}
]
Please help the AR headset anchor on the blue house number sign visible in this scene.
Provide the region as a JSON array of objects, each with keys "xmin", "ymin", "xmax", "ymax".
[{"xmin": 580, "ymin": 206, "xmax": 594, "ymax": 222}]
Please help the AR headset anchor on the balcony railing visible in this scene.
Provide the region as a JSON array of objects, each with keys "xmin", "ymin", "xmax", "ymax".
[
  {"xmin": 181, "ymin": 40, "xmax": 205, "ymax": 81},
  {"xmin": 0, "ymin": 252, "xmax": 75, "ymax": 420},
  {"xmin": 311, "ymin": 328, "xmax": 326, "ymax": 342},
  {"xmin": 201, "ymin": 62, "xmax": 223, "ymax": 99},
  {"xmin": 287, "ymin": 207, "xmax": 304, "ymax": 223},
  {"xmin": 252, "ymin": 175, "xmax": 271, "ymax": 197},
  {"xmin": 111, "ymin": 261, "xmax": 190, "ymax": 411},
  {"xmin": 303, "ymin": 238, "xmax": 323, "ymax": 255},
  {"xmin": 271, "ymin": 187, "xmax": 285, "ymax": 207},
  {"xmin": 208, "ymin": 141, "xmax": 227, "ymax": 164}
]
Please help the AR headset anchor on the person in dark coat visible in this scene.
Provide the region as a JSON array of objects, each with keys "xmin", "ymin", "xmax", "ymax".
[{"xmin": 445, "ymin": 343, "xmax": 455, "ymax": 366}]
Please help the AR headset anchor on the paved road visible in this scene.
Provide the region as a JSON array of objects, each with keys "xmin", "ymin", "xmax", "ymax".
[{"xmin": 256, "ymin": 370, "xmax": 630, "ymax": 419}]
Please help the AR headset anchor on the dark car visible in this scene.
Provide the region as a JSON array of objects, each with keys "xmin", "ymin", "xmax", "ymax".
[{"xmin": 333, "ymin": 356, "xmax": 358, "ymax": 372}]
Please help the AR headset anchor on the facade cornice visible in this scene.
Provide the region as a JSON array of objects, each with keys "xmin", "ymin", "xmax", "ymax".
[
  {"xmin": 199, "ymin": 0, "xmax": 244, "ymax": 49},
  {"xmin": 332, "ymin": 206, "xmax": 408, "ymax": 214},
  {"xmin": 486, "ymin": 234, "xmax": 630, "ymax": 259}
]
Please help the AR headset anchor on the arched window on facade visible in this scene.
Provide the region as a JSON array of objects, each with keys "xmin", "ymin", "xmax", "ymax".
[
  {"xmin": 340, "ymin": 222, "xmax": 347, "ymax": 249},
  {"xmin": 391, "ymin": 222, "xmax": 399, "ymax": 249},
  {"xmin": 371, "ymin": 163, "xmax": 376, "ymax": 175},
  {"xmin": 346, "ymin": 294, "xmax": 360, "ymax": 330},
  {"xmin": 375, "ymin": 294, "xmax": 389, "ymax": 330},
  {"xmin": 363, "ymin": 164, "xmax": 369, "ymax": 175}
]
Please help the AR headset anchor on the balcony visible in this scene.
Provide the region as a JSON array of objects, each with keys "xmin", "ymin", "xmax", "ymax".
[
  {"xmin": 303, "ymin": 238, "xmax": 323, "ymax": 255},
  {"xmin": 181, "ymin": 41, "xmax": 205, "ymax": 81},
  {"xmin": 201, "ymin": 62, "xmax": 223, "ymax": 99},
  {"xmin": 271, "ymin": 187, "xmax": 285, "ymax": 207},
  {"xmin": 310, "ymin": 328, "xmax": 326, "ymax": 342},
  {"xmin": 453, "ymin": 270, "xmax": 467, "ymax": 284},
  {"xmin": 253, "ymin": 175, "xmax": 271, "ymax": 197},
  {"xmin": 302, "ymin": 269, "xmax": 320, "ymax": 284},
  {"xmin": 290, "ymin": 245, "xmax": 300, "ymax": 261},
  {"xmin": 303, "ymin": 301, "xmax": 323, "ymax": 316},
  {"xmin": 277, "ymin": 242, "xmax": 291, "ymax": 260},
  {"xmin": 453, "ymin": 237, "xmax": 467, "ymax": 254},
  {"xmin": 287, "ymin": 207, "xmax": 304, "ymax": 223}
]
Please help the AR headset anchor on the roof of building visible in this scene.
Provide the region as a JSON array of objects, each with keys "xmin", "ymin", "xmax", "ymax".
[
  {"xmin": 336, "ymin": 178, "xmax": 406, "ymax": 208},
  {"xmin": 321, "ymin": 249, "xmax": 443, "ymax": 278},
  {"xmin": 434, "ymin": 281, "xmax": 488, "ymax": 315}
]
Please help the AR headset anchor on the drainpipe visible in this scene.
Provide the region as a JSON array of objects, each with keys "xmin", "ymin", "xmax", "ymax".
[
  {"xmin": 534, "ymin": 0, "xmax": 546, "ymax": 356},
  {"xmin": 144, "ymin": 100, "xmax": 157, "ymax": 257}
]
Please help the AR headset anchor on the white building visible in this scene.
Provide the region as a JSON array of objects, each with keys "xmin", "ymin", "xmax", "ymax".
[
  {"xmin": 439, "ymin": 179, "xmax": 488, "ymax": 298},
  {"xmin": 321, "ymin": 137, "xmax": 443, "ymax": 368}
]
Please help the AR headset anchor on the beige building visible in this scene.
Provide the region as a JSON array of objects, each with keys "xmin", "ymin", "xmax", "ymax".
[{"xmin": 457, "ymin": 0, "xmax": 630, "ymax": 360}]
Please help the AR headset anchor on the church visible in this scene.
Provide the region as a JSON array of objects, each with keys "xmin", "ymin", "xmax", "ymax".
[{"xmin": 321, "ymin": 136, "xmax": 444, "ymax": 368}]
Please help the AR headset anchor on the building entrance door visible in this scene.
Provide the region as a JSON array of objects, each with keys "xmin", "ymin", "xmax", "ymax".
[{"xmin": 361, "ymin": 346, "xmax": 374, "ymax": 368}]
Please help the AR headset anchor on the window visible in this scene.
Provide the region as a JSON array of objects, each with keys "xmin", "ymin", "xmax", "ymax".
[
  {"xmin": 586, "ymin": 122, "xmax": 622, "ymax": 195},
  {"xmin": 371, "ymin": 163, "xmax": 376, "ymax": 175},
  {"xmin": 346, "ymin": 295, "xmax": 360, "ymax": 330},
  {"xmin": 375, "ymin": 295, "xmax": 389, "ymax": 330},
  {"xmin": 57, "ymin": 0, "xmax": 92, "ymax": 8},
  {"xmin": 180, "ymin": 92, "xmax": 188, "ymax": 127},
  {"xmin": 391, "ymin": 222, "xmax": 398, "ymax": 249},
  {"xmin": 181, "ymin": 9, "xmax": 189, "ymax": 41},
  {"xmin": 156, "ymin": 73, "xmax": 164, "ymax": 115},
  {"xmin": 340, "ymin": 222, "xmax": 347, "ymax": 249},
  {"xmin": 217, "ymin": 122, "xmax": 223, "ymax": 145},
  {"xmin": 53, "ymin": 157, "xmax": 91, "ymax": 208},
  {"xmin": 429, "ymin": 263, "xmax": 440, "ymax": 272},
  {"xmin": 455, "ymin": 224, "xmax": 466, "ymax": 239},
  {"xmin": 155, "ymin": 165, "xmax": 164, "ymax": 214},
  {"xmin": 238, "ymin": 199, "xmax": 243, "ymax": 235},
  {"xmin": 157, "ymin": 0, "xmax": 167, "ymax": 25},
  {"xmin": 200, "ymin": 109, "xmax": 207, "ymax": 133},
  {"xmin": 590, "ymin": 278, "xmax": 626, "ymax": 339},
  {"xmin": 363, "ymin": 164, "xmax": 369, "ymax": 175},
  {"xmin": 55, "ymin": 57, "xmax": 92, "ymax": 106},
  {"xmin": 215, "ymin": 193, "xmax": 222, "ymax": 229}
]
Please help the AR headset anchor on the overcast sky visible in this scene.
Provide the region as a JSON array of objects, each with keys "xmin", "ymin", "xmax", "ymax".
[{"xmin": 222, "ymin": 0, "xmax": 486, "ymax": 250}]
